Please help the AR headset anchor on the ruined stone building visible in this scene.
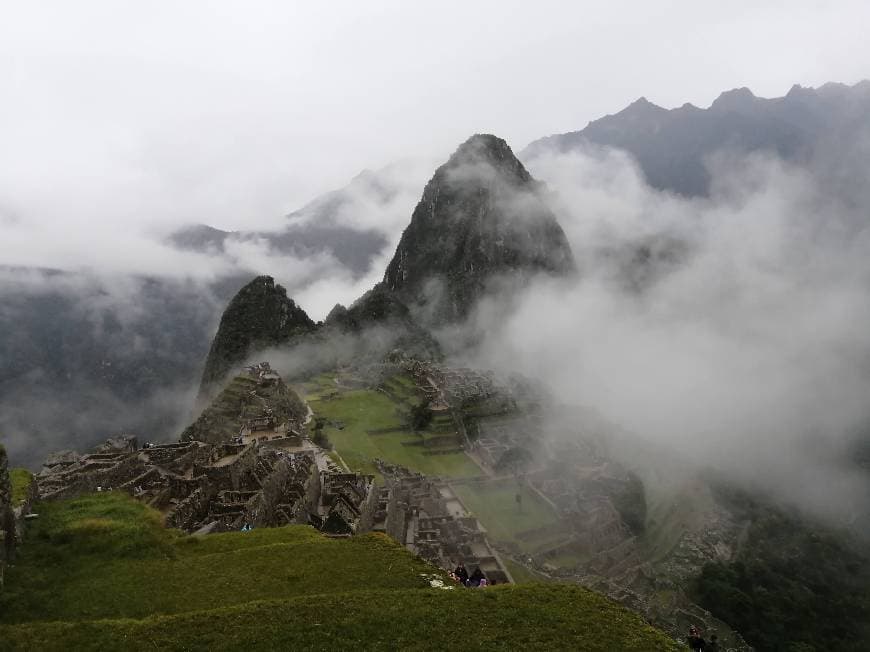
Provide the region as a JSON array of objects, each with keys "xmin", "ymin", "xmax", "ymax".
[
  {"xmin": 36, "ymin": 435, "xmax": 375, "ymax": 536},
  {"xmin": 373, "ymin": 460, "xmax": 512, "ymax": 585}
]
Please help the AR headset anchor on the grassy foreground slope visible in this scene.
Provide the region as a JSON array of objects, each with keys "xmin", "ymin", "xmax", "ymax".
[{"xmin": 0, "ymin": 494, "xmax": 680, "ymax": 651}]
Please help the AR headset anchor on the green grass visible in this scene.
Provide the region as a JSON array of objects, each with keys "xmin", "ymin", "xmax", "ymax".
[
  {"xmin": 311, "ymin": 388, "xmax": 481, "ymax": 482},
  {"xmin": 391, "ymin": 373, "xmax": 417, "ymax": 391},
  {"xmin": 503, "ymin": 559, "xmax": 554, "ymax": 584},
  {"xmin": 452, "ymin": 482, "xmax": 562, "ymax": 552},
  {"xmin": 299, "ymin": 373, "xmax": 339, "ymax": 401},
  {"xmin": 0, "ymin": 494, "xmax": 434, "ymax": 624},
  {"xmin": 1, "ymin": 585, "xmax": 681, "ymax": 651},
  {"xmin": 546, "ymin": 552, "xmax": 585, "ymax": 569},
  {"xmin": 9, "ymin": 468, "xmax": 34, "ymax": 506},
  {"xmin": 0, "ymin": 493, "xmax": 681, "ymax": 651}
]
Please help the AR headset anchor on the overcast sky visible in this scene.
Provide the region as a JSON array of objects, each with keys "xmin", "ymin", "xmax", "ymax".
[{"xmin": 1, "ymin": 0, "xmax": 869, "ymax": 247}]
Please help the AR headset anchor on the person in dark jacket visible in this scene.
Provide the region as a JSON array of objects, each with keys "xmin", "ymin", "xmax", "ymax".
[
  {"xmin": 707, "ymin": 634, "xmax": 720, "ymax": 652},
  {"xmin": 453, "ymin": 562, "xmax": 469, "ymax": 586},
  {"xmin": 468, "ymin": 567, "xmax": 485, "ymax": 587},
  {"xmin": 686, "ymin": 625, "xmax": 706, "ymax": 651}
]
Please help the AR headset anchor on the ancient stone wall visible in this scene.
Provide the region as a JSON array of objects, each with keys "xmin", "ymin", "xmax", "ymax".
[
  {"xmin": 257, "ymin": 458, "xmax": 290, "ymax": 525},
  {"xmin": 166, "ymin": 482, "xmax": 219, "ymax": 531},
  {"xmin": 356, "ymin": 478, "xmax": 379, "ymax": 534},
  {"xmin": 384, "ymin": 485, "xmax": 406, "ymax": 543},
  {"xmin": 0, "ymin": 446, "xmax": 14, "ymax": 589},
  {"xmin": 304, "ymin": 463, "xmax": 322, "ymax": 519},
  {"xmin": 200, "ymin": 444, "xmax": 257, "ymax": 490}
]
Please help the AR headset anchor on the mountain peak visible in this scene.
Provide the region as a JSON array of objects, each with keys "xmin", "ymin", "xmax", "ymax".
[
  {"xmin": 452, "ymin": 133, "xmax": 514, "ymax": 159},
  {"xmin": 620, "ymin": 96, "xmax": 666, "ymax": 116},
  {"xmin": 382, "ymin": 134, "xmax": 575, "ymax": 323},
  {"xmin": 197, "ymin": 275, "xmax": 315, "ymax": 400},
  {"xmin": 443, "ymin": 133, "xmax": 534, "ymax": 186},
  {"xmin": 711, "ymin": 86, "xmax": 757, "ymax": 112}
]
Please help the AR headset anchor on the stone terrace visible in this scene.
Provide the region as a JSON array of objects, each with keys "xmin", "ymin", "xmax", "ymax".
[{"xmin": 373, "ymin": 459, "xmax": 512, "ymax": 585}]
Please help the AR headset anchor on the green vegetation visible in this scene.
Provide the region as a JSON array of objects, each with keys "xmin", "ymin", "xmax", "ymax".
[
  {"xmin": 311, "ymin": 416, "xmax": 333, "ymax": 449},
  {"xmin": 0, "ymin": 492, "xmax": 682, "ymax": 651},
  {"xmin": 453, "ymin": 481, "xmax": 567, "ymax": 555},
  {"xmin": 407, "ymin": 398, "xmax": 434, "ymax": 431},
  {"xmin": 503, "ymin": 559, "xmax": 554, "ymax": 584},
  {"xmin": 309, "ymin": 380, "xmax": 481, "ymax": 482},
  {"xmin": 2, "ymin": 585, "xmax": 681, "ymax": 652},
  {"xmin": 381, "ymin": 373, "xmax": 422, "ymax": 408},
  {"xmin": 494, "ymin": 446, "xmax": 533, "ymax": 476},
  {"xmin": 693, "ymin": 488, "xmax": 870, "ymax": 652},
  {"xmin": 9, "ymin": 468, "xmax": 34, "ymax": 506},
  {"xmin": 300, "ymin": 372, "xmax": 340, "ymax": 402},
  {"xmin": 0, "ymin": 493, "xmax": 435, "ymax": 624}
]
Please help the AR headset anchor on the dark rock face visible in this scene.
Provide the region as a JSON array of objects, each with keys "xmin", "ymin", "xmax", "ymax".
[
  {"xmin": 198, "ymin": 276, "xmax": 315, "ymax": 399},
  {"xmin": 383, "ymin": 134, "xmax": 576, "ymax": 323},
  {"xmin": 336, "ymin": 285, "xmax": 442, "ymax": 361},
  {"xmin": 524, "ymin": 80, "xmax": 870, "ymax": 197}
]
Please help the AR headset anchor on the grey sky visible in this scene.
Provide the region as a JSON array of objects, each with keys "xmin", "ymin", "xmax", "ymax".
[{"xmin": 1, "ymin": 0, "xmax": 868, "ymax": 258}]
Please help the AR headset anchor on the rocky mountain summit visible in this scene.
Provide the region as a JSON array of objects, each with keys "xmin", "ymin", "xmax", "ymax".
[
  {"xmin": 383, "ymin": 134, "xmax": 576, "ymax": 323},
  {"xmin": 198, "ymin": 276, "xmax": 315, "ymax": 400},
  {"xmin": 196, "ymin": 133, "xmax": 576, "ymax": 383}
]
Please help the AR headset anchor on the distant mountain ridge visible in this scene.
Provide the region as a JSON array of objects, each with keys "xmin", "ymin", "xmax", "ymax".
[
  {"xmin": 523, "ymin": 80, "xmax": 870, "ymax": 197},
  {"xmin": 169, "ymin": 163, "xmax": 431, "ymax": 276},
  {"xmin": 169, "ymin": 221, "xmax": 387, "ymax": 277}
]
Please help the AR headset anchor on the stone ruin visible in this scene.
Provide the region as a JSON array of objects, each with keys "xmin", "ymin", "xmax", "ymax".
[
  {"xmin": 244, "ymin": 361, "xmax": 282, "ymax": 384},
  {"xmin": 36, "ymin": 434, "xmax": 376, "ymax": 536},
  {"xmin": 0, "ymin": 446, "xmax": 38, "ymax": 589},
  {"xmin": 372, "ymin": 459, "xmax": 512, "ymax": 585}
]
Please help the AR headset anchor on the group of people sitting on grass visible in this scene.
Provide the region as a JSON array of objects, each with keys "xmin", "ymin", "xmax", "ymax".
[{"xmin": 450, "ymin": 562, "xmax": 492, "ymax": 587}]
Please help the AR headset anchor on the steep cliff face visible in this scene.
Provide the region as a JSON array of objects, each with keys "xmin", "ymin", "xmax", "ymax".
[
  {"xmin": 198, "ymin": 276, "xmax": 315, "ymax": 399},
  {"xmin": 383, "ymin": 134, "xmax": 576, "ymax": 323},
  {"xmin": 326, "ymin": 285, "xmax": 442, "ymax": 361}
]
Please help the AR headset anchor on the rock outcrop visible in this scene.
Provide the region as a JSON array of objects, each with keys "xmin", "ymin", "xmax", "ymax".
[
  {"xmin": 383, "ymin": 134, "xmax": 576, "ymax": 323},
  {"xmin": 198, "ymin": 276, "xmax": 315, "ymax": 400}
]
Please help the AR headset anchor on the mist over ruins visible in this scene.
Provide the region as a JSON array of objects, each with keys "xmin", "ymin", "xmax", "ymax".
[{"xmin": 2, "ymin": 4, "xmax": 870, "ymax": 651}]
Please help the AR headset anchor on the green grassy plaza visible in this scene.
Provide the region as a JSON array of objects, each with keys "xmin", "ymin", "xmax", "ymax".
[{"xmin": 303, "ymin": 373, "xmax": 482, "ymax": 482}]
